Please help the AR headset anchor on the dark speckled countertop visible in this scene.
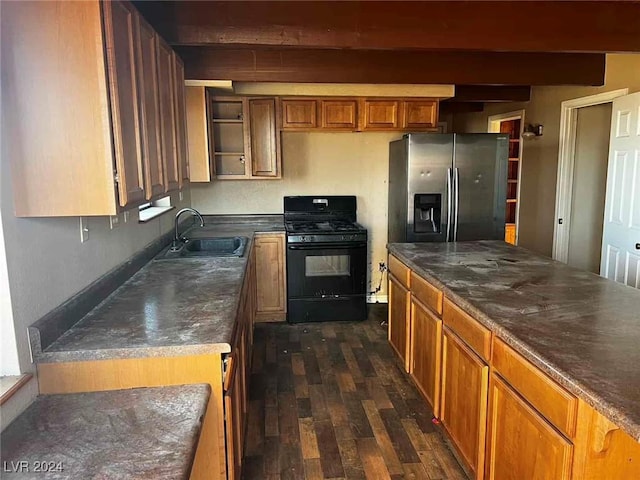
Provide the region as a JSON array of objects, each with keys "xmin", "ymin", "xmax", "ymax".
[
  {"xmin": 388, "ymin": 240, "xmax": 640, "ymax": 442},
  {"xmin": 33, "ymin": 216, "xmax": 284, "ymax": 363},
  {"xmin": 0, "ymin": 384, "xmax": 210, "ymax": 479}
]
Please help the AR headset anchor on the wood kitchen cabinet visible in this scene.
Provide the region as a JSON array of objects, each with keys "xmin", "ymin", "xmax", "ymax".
[
  {"xmin": 388, "ymin": 274, "xmax": 410, "ymax": 371},
  {"xmin": 441, "ymin": 328, "xmax": 489, "ymax": 479},
  {"xmin": 5, "ymin": 0, "xmax": 188, "ymax": 216},
  {"xmin": 208, "ymin": 95, "xmax": 281, "ymax": 179},
  {"xmin": 281, "ymin": 99, "xmax": 318, "ymax": 129},
  {"xmin": 402, "ymin": 99, "xmax": 438, "ymax": 129},
  {"xmin": 254, "ymin": 234, "xmax": 287, "ymax": 322},
  {"xmin": 485, "ymin": 374, "xmax": 573, "ymax": 480},
  {"xmin": 186, "ymin": 87, "xmax": 213, "ymax": 182},
  {"xmin": 320, "ymin": 99, "xmax": 358, "ymax": 130},
  {"xmin": 135, "ymin": 14, "xmax": 164, "ymax": 199},
  {"xmin": 173, "ymin": 55, "xmax": 190, "ymax": 188},
  {"xmin": 410, "ymin": 298, "xmax": 442, "ymax": 416},
  {"xmin": 157, "ymin": 36, "xmax": 180, "ymax": 192},
  {"xmin": 361, "ymin": 99, "xmax": 401, "ymax": 130}
]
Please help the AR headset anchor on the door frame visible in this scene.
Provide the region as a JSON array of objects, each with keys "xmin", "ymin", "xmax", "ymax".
[
  {"xmin": 552, "ymin": 89, "xmax": 628, "ymax": 262},
  {"xmin": 488, "ymin": 110, "xmax": 525, "ymax": 243}
]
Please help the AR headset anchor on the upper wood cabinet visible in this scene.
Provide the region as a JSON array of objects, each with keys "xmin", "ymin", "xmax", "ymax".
[
  {"xmin": 361, "ymin": 99, "xmax": 401, "ymax": 130},
  {"xmin": 103, "ymin": 0, "xmax": 146, "ymax": 208},
  {"xmin": 281, "ymin": 99, "xmax": 317, "ymax": 129},
  {"xmin": 5, "ymin": 0, "xmax": 188, "ymax": 217},
  {"xmin": 207, "ymin": 95, "xmax": 280, "ymax": 180},
  {"xmin": 173, "ymin": 55, "xmax": 189, "ymax": 188},
  {"xmin": 402, "ymin": 99, "xmax": 438, "ymax": 129},
  {"xmin": 186, "ymin": 87, "xmax": 213, "ymax": 182},
  {"xmin": 249, "ymin": 98, "xmax": 280, "ymax": 177},
  {"xmin": 320, "ymin": 100, "xmax": 358, "ymax": 130},
  {"xmin": 135, "ymin": 14, "xmax": 164, "ymax": 200},
  {"xmin": 156, "ymin": 37, "xmax": 179, "ymax": 193}
]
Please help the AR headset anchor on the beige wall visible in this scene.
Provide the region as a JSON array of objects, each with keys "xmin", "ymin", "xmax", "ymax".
[
  {"xmin": 192, "ymin": 132, "xmax": 402, "ymax": 297},
  {"xmin": 451, "ymin": 54, "xmax": 640, "ymax": 256}
]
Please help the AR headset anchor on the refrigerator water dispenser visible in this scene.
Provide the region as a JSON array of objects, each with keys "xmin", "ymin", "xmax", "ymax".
[{"xmin": 414, "ymin": 194, "xmax": 441, "ymax": 234}]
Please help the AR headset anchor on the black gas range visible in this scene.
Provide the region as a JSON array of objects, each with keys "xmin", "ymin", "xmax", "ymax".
[{"xmin": 284, "ymin": 196, "xmax": 368, "ymax": 324}]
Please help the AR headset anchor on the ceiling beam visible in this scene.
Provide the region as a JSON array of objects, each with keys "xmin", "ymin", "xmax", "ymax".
[
  {"xmin": 451, "ymin": 86, "xmax": 531, "ymax": 103},
  {"xmin": 135, "ymin": 1, "xmax": 640, "ymax": 53},
  {"xmin": 177, "ymin": 47, "xmax": 606, "ymax": 86},
  {"xmin": 439, "ymin": 103, "xmax": 485, "ymax": 115}
]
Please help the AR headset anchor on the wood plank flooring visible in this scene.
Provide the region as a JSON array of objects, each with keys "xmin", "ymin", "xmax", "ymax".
[{"xmin": 243, "ymin": 305, "xmax": 467, "ymax": 480}]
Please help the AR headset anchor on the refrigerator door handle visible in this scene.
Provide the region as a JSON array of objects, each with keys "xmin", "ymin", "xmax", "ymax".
[
  {"xmin": 454, "ymin": 167, "xmax": 460, "ymax": 241},
  {"xmin": 446, "ymin": 167, "xmax": 452, "ymax": 241}
]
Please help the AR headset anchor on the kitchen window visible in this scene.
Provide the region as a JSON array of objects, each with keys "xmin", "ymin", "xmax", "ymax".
[{"xmin": 138, "ymin": 196, "xmax": 174, "ymax": 222}]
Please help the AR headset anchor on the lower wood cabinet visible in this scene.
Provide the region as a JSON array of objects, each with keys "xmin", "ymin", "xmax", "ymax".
[
  {"xmin": 388, "ymin": 273, "xmax": 410, "ymax": 371},
  {"xmin": 254, "ymin": 233, "xmax": 286, "ymax": 322},
  {"xmin": 409, "ymin": 297, "xmax": 442, "ymax": 416},
  {"xmin": 441, "ymin": 327, "xmax": 489, "ymax": 479},
  {"xmin": 486, "ymin": 374, "xmax": 573, "ymax": 480}
]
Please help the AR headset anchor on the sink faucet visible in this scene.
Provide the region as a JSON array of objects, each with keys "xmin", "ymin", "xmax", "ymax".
[{"xmin": 172, "ymin": 208, "xmax": 205, "ymax": 251}]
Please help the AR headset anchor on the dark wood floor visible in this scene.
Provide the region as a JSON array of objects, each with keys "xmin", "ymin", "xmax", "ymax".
[{"xmin": 242, "ymin": 305, "xmax": 467, "ymax": 480}]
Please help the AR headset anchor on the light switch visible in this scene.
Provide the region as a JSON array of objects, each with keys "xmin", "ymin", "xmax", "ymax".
[{"xmin": 80, "ymin": 217, "xmax": 89, "ymax": 243}]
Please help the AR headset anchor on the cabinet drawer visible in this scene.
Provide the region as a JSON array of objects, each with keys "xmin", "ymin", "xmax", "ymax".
[
  {"xmin": 388, "ymin": 254, "xmax": 410, "ymax": 289},
  {"xmin": 443, "ymin": 298, "xmax": 491, "ymax": 361},
  {"xmin": 410, "ymin": 272, "xmax": 442, "ymax": 316},
  {"xmin": 492, "ymin": 337, "xmax": 577, "ymax": 438}
]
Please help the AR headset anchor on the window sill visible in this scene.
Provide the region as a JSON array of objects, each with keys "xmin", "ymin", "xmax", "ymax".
[
  {"xmin": 138, "ymin": 206, "xmax": 175, "ymax": 223},
  {"xmin": 0, "ymin": 374, "xmax": 33, "ymax": 406}
]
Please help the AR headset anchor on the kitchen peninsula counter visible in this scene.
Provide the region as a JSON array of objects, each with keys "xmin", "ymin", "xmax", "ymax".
[
  {"xmin": 388, "ymin": 240, "xmax": 640, "ymax": 442},
  {"xmin": 31, "ymin": 216, "xmax": 284, "ymax": 364}
]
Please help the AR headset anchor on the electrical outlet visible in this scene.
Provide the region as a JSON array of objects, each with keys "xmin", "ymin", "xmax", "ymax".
[
  {"xmin": 109, "ymin": 214, "xmax": 120, "ymax": 229},
  {"xmin": 379, "ymin": 262, "xmax": 387, "ymax": 272},
  {"xmin": 179, "ymin": 191, "xmax": 184, "ymax": 202},
  {"xmin": 123, "ymin": 210, "xmax": 130, "ymax": 223},
  {"xmin": 80, "ymin": 217, "xmax": 89, "ymax": 243}
]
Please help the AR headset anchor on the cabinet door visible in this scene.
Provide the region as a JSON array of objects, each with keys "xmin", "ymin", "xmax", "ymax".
[
  {"xmin": 505, "ymin": 224, "xmax": 516, "ymax": 245},
  {"xmin": 281, "ymin": 99, "xmax": 317, "ymax": 129},
  {"xmin": 410, "ymin": 298, "xmax": 442, "ymax": 416},
  {"xmin": 255, "ymin": 234, "xmax": 286, "ymax": 320},
  {"xmin": 249, "ymin": 98, "xmax": 280, "ymax": 177},
  {"xmin": 134, "ymin": 15, "xmax": 164, "ymax": 199},
  {"xmin": 441, "ymin": 328, "xmax": 489, "ymax": 478},
  {"xmin": 321, "ymin": 99, "xmax": 357, "ymax": 129},
  {"xmin": 402, "ymin": 100, "xmax": 438, "ymax": 129},
  {"xmin": 156, "ymin": 37, "xmax": 179, "ymax": 192},
  {"xmin": 173, "ymin": 54, "xmax": 189, "ymax": 188},
  {"xmin": 362, "ymin": 100, "xmax": 400, "ymax": 130},
  {"xmin": 486, "ymin": 374, "xmax": 573, "ymax": 480},
  {"xmin": 102, "ymin": 0, "xmax": 145, "ymax": 207},
  {"xmin": 224, "ymin": 353, "xmax": 243, "ymax": 480},
  {"xmin": 388, "ymin": 274, "xmax": 410, "ymax": 371},
  {"xmin": 185, "ymin": 86, "xmax": 212, "ymax": 182}
]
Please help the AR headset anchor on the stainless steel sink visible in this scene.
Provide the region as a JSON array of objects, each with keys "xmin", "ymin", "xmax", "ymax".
[{"xmin": 157, "ymin": 236, "xmax": 248, "ymax": 259}]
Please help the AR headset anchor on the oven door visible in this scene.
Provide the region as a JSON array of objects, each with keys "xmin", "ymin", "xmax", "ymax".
[{"xmin": 286, "ymin": 241, "xmax": 367, "ymax": 299}]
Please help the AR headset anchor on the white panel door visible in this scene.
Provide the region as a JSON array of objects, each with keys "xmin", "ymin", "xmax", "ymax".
[{"xmin": 601, "ymin": 92, "xmax": 640, "ymax": 288}]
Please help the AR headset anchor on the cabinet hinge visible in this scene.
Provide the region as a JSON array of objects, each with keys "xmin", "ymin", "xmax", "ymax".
[{"xmin": 114, "ymin": 173, "xmax": 120, "ymax": 184}]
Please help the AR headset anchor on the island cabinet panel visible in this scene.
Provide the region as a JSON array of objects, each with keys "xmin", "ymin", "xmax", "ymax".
[
  {"xmin": 388, "ymin": 273, "xmax": 411, "ymax": 371},
  {"xmin": 402, "ymin": 99, "xmax": 438, "ymax": 130},
  {"xmin": 572, "ymin": 400, "xmax": 640, "ymax": 480},
  {"xmin": 135, "ymin": 15, "xmax": 165, "ymax": 199},
  {"xmin": 410, "ymin": 297, "xmax": 442, "ymax": 416},
  {"xmin": 410, "ymin": 271, "xmax": 443, "ymax": 316},
  {"xmin": 249, "ymin": 98, "xmax": 281, "ymax": 177},
  {"xmin": 485, "ymin": 374, "xmax": 573, "ymax": 480},
  {"xmin": 388, "ymin": 254, "xmax": 411, "ymax": 289},
  {"xmin": 103, "ymin": 0, "xmax": 146, "ymax": 208},
  {"xmin": 492, "ymin": 337, "xmax": 577, "ymax": 438},
  {"xmin": 281, "ymin": 99, "xmax": 318, "ymax": 129},
  {"xmin": 361, "ymin": 99, "xmax": 401, "ymax": 130},
  {"xmin": 157, "ymin": 36, "xmax": 180, "ymax": 192},
  {"xmin": 254, "ymin": 234, "xmax": 287, "ymax": 322},
  {"xmin": 441, "ymin": 327, "xmax": 489, "ymax": 479},
  {"xmin": 320, "ymin": 99, "xmax": 358, "ymax": 129}
]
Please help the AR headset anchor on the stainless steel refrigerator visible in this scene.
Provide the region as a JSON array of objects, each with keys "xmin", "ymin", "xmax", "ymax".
[{"xmin": 388, "ymin": 133, "xmax": 509, "ymax": 243}]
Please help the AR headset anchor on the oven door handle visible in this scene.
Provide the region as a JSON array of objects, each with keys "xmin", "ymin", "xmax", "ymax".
[{"xmin": 288, "ymin": 242, "xmax": 367, "ymax": 250}]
